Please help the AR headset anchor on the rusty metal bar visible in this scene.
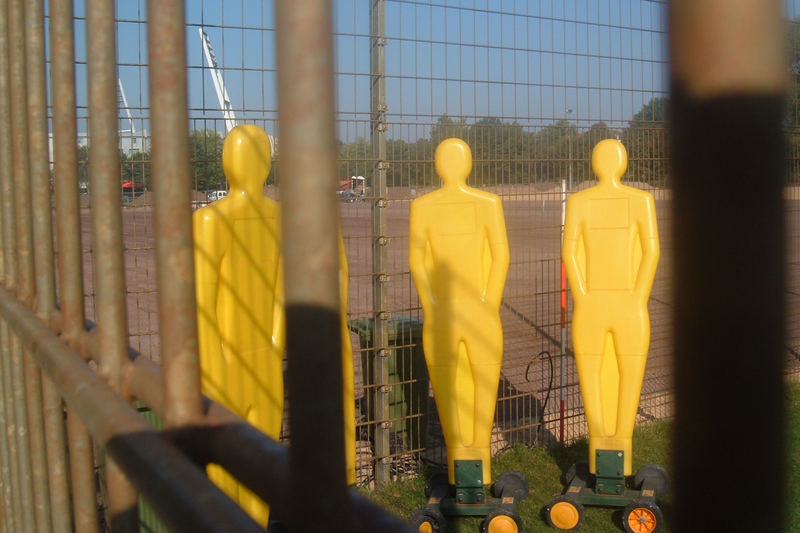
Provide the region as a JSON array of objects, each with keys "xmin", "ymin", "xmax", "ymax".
[
  {"xmin": 669, "ymin": 2, "xmax": 787, "ymax": 532},
  {"xmin": 0, "ymin": 3, "xmax": 22, "ymax": 530},
  {"xmin": 121, "ymin": 352, "xmax": 414, "ymax": 533},
  {"xmin": 0, "ymin": 4, "xmax": 8, "ymax": 527},
  {"xmin": 50, "ymin": 23, "xmax": 94, "ymax": 533},
  {"xmin": 7, "ymin": 0, "xmax": 43, "ymax": 529},
  {"xmin": 85, "ymin": 0, "xmax": 139, "ymax": 530},
  {"xmin": 25, "ymin": 1, "xmax": 72, "ymax": 530},
  {"xmin": 0, "ymin": 285, "xmax": 265, "ymax": 533},
  {"xmin": 67, "ymin": 412, "xmax": 99, "ymax": 533},
  {"xmin": 49, "ymin": 0, "xmax": 98, "ymax": 529},
  {"xmin": 0, "ymin": 329, "xmax": 12, "ymax": 533},
  {"xmin": 146, "ymin": 0, "xmax": 204, "ymax": 429},
  {"xmin": 0, "ymin": 322, "xmax": 22, "ymax": 532},
  {"xmin": 276, "ymin": 1, "xmax": 350, "ymax": 530}
]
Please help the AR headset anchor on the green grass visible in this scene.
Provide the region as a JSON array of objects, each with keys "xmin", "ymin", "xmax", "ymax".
[{"xmin": 365, "ymin": 382, "xmax": 800, "ymax": 532}]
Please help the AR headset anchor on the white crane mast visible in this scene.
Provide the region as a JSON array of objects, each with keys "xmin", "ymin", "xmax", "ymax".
[
  {"xmin": 197, "ymin": 27, "xmax": 276, "ymax": 155},
  {"xmin": 117, "ymin": 78, "xmax": 135, "ymax": 134},
  {"xmin": 199, "ymin": 27, "xmax": 237, "ymax": 134}
]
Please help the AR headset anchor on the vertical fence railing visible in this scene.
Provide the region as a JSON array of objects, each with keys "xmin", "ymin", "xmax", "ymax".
[
  {"xmin": 147, "ymin": 0, "xmax": 205, "ymax": 430},
  {"xmin": 25, "ymin": 0, "xmax": 73, "ymax": 529},
  {"xmin": 7, "ymin": 0, "xmax": 40, "ymax": 529},
  {"xmin": 669, "ymin": 1, "xmax": 787, "ymax": 532},
  {"xmin": 0, "ymin": 4, "xmax": 20, "ymax": 531},
  {"xmin": 369, "ymin": 0, "xmax": 390, "ymax": 486},
  {"xmin": 86, "ymin": 0, "xmax": 141, "ymax": 529},
  {"xmin": 49, "ymin": 0, "xmax": 100, "ymax": 530}
]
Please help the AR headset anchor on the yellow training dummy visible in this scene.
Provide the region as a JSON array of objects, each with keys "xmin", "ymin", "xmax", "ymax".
[
  {"xmin": 562, "ymin": 139, "xmax": 660, "ymax": 476},
  {"xmin": 409, "ymin": 138, "xmax": 510, "ymax": 485},
  {"xmin": 193, "ymin": 124, "xmax": 284, "ymax": 525},
  {"xmin": 193, "ymin": 125, "xmax": 356, "ymax": 527}
]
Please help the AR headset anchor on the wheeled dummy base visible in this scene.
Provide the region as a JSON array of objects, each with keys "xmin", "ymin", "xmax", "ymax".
[
  {"xmin": 410, "ymin": 461, "xmax": 527, "ymax": 533},
  {"xmin": 546, "ymin": 451, "xmax": 668, "ymax": 532}
]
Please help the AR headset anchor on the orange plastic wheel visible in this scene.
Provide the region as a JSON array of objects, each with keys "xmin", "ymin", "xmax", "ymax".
[
  {"xmin": 545, "ymin": 496, "xmax": 584, "ymax": 530},
  {"xmin": 481, "ymin": 508, "xmax": 522, "ymax": 533},
  {"xmin": 622, "ymin": 500, "xmax": 662, "ymax": 533}
]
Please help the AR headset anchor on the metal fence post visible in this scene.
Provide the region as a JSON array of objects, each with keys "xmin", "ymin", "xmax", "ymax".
[
  {"xmin": 147, "ymin": 0, "xmax": 205, "ymax": 429},
  {"xmin": 86, "ymin": 0, "xmax": 139, "ymax": 529},
  {"xmin": 669, "ymin": 1, "xmax": 787, "ymax": 531},
  {"xmin": 276, "ymin": 0, "xmax": 351, "ymax": 529},
  {"xmin": 8, "ymin": 0, "xmax": 45, "ymax": 529},
  {"xmin": 25, "ymin": 0, "xmax": 72, "ymax": 529},
  {"xmin": 49, "ymin": 0, "xmax": 100, "ymax": 529},
  {"xmin": 369, "ymin": 0, "xmax": 390, "ymax": 486},
  {"xmin": 0, "ymin": 4, "xmax": 23, "ymax": 530}
]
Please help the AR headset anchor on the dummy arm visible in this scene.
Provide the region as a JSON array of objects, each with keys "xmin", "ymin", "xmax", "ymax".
[
  {"xmin": 562, "ymin": 200, "xmax": 587, "ymax": 298},
  {"xmin": 193, "ymin": 210, "xmax": 227, "ymax": 382},
  {"xmin": 634, "ymin": 195, "xmax": 661, "ymax": 299},
  {"xmin": 409, "ymin": 203, "xmax": 435, "ymax": 311},
  {"xmin": 484, "ymin": 199, "xmax": 510, "ymax": 310}
]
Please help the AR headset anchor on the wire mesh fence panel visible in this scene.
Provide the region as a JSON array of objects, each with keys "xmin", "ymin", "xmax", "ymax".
[{"xmin": 42, "ymin": 0, "xmax": 800, "ymax": 494}]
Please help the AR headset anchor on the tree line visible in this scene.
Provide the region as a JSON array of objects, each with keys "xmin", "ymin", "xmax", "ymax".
[
  {"xmin": 339, "ymin": 97, "xmax": 669, "ymax": 189},
  {"xmin": 74, "ymin": 91, "xmax": 800, "ymax": 193}
]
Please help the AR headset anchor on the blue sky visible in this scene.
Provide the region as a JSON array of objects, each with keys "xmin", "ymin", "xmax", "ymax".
[{"xmin": 58, "ymin": 0, "xmax": 800, "ymax": 142}]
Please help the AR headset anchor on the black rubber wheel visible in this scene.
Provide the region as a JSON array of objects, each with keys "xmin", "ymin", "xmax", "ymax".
[
  {"xmin": 492, "ymin": 470, "xmax": 529, "ymax": 501},
  {"xmin": 480, "ymin": 507, "xmax": 523, "ymax": 533},
  {"xmin": 633, "ymin": 464, "xmax": 669, "ymax": 496},
  {"xmin": 424, "ymin": 471, "xmax": 450, "ymax": 498},
  {"xmin": 622, "ymin": 499, "xmax": 663, "ymax": 533},
  {"xmin": 409, "ymin": 508, "xmax": 446, "ymax": 533},
  {"xmin": 564, "ymin": 460, "xmax": 589, "ymax": 486},
  {"xmin": 545, "ymin": 496, "xmax": 584, "ymax": 530}
]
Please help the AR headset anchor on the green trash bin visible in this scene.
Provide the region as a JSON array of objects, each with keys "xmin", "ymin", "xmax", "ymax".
[{"xmin": 350, "ymin": 315, "xmax": 429, "ymax": 454}]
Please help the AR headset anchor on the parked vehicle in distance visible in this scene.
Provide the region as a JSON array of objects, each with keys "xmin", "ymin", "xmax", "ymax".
[{"xmin": 208, "ymin": 190, "xmax": 228, "ymax": 202}]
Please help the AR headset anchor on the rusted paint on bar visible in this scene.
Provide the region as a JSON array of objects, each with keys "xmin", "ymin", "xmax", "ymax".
[
  {"xmin": 0, "ymin": 321, "xmax": 19, "ymax": 532},
  {"xmin": 86, "ymin": 0, "xmax": 139, "ymax": 529},
  {"xmin": 50, "ymin": 0, "xmax": 87, "ymax": 344},
  {"xmin": 9, "ymin": 333, "xmax": 35, "ymax": 531},
  {"xmin": 0, "ymin": 284, "xmax": 265, "ymax": 532},
  {"xmin": 0, "ymin": 346, "xmax": 12, "ymax": 533},
  {"xmin": 25, "ymin": 0, "xmax": 56, "ymax": 316},
  {"xmin": 67, "ymin": 410, "xmax": 100, "ymax": 533},
  {"xmin": 50, "ymin": 1, "xmax": 97, "ymax": 527},
  {"xmin": 0, "ymin": 1, "xmax": 22, "ymax": 529},
  {"xmin": 8, "ymin": 0, "xmax": 45, "ymax": 529},
  {"xmin": 147, "ymin": 0, "xmax": 204, "ymax": 428},
  {"xmin": 276, "ymin": 1, "xmax": 350, "ymax": 531},
  {"xmin": 42, "ymin": 377, "xmax": 71, "ymax": 533},
  {"xmin": 669, "ymin": 2, "xmax": 787, "ymax": 532},
  {"xmin": 86, "ymin": 0, "xmax": 129, "ymax": 394},
  {"xmin": 25, "ymin": 0, "xmax": 71, "ymax": 529},
  {"xmin": 0, "ymin": 0, "xmax": 18, "ymax": 294},
  {"xmin": 0, "ymin": 322, "xmax": 23, "ymax": 532}
]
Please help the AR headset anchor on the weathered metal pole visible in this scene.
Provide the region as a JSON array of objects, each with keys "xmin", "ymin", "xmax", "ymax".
[
  {"xmin": 369, "ymin": 0, "xmax": 391, "ymax": 486},
  {"xmin": 147, "ymin": 0, "xmax": 205, "ymax": 429},
  {"xmin": 669, "ymin": 1, "xmax": 787, "ymax": 531},
  {"xmin": 49, "ymin": 0, "xmax": 101, "ymax": 529},
  {"xmin": 8, "ymin": 0, "xmax": 45, "ymax": 528},
  {"xmin": 0, "ymin": 3, "xmax": 23, "ymax": 530},
  {"xmin": 86, "ymin": 0, "xmax": 139, "ymax": 529},
  {"xmin": 275, "ymin": 0, "xmax": 350, "ymax": 530},
  {"xmin": 24, "ymin": 0, "xmax": 72, "ymax": 529}
]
